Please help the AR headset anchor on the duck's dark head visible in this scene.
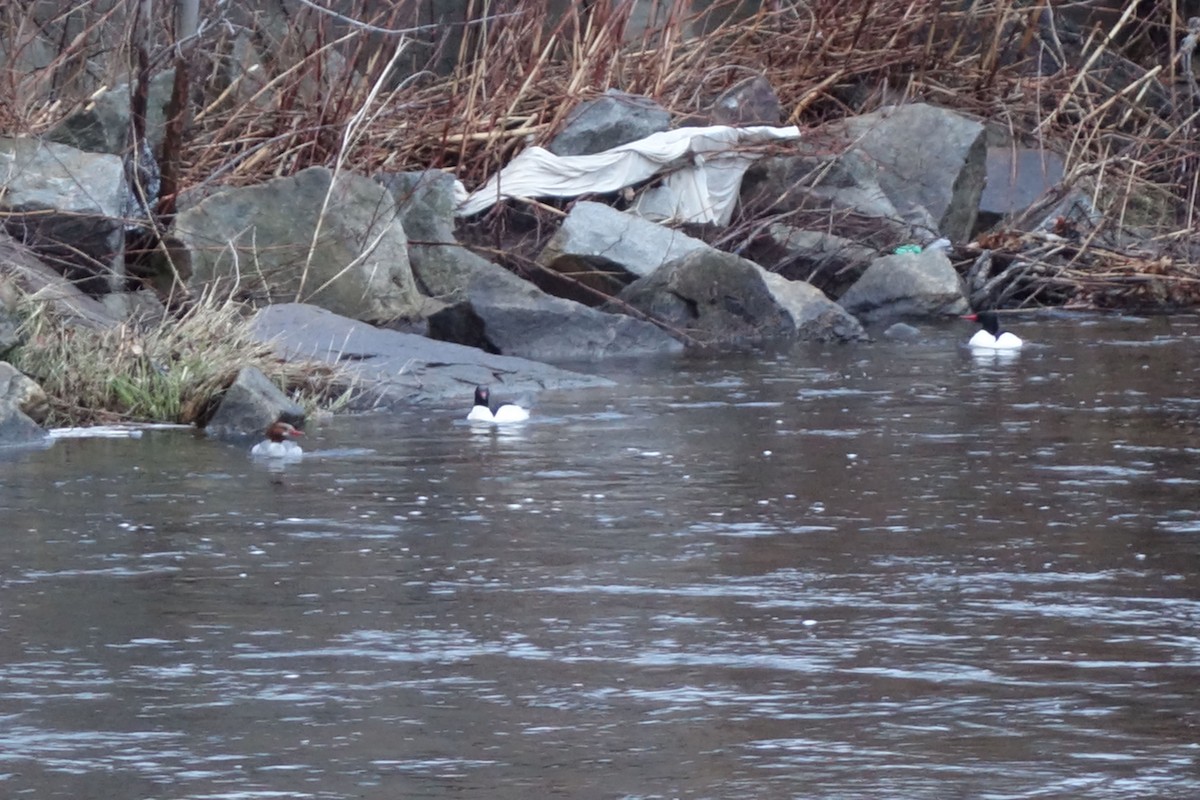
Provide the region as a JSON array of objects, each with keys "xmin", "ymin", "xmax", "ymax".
[
  {"xmin": 265, "ymin": 421, "xmax": 303, "ymax": 442},
  {"xmin": 474, "ymin": 386, "xmax": 491, "ymax": 408}
]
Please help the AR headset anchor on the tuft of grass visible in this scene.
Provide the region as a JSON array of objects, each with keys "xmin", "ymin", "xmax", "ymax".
[{"xmin": 10, "ymin": 289, "xmax": 352, "ymax": 427}]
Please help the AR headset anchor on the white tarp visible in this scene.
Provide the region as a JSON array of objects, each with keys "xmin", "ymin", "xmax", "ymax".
[{"xmin": 456, "ymin": 125, "xmax": 801, "ymax": 225}]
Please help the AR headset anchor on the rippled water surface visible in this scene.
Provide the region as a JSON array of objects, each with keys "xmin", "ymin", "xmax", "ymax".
[{"xmin": 2, "ymin": 314, "xmax": 1200, "ymax": 799}]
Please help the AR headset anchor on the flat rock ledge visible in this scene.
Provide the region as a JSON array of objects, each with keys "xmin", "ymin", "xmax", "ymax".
[{"xmin": 250, "ymin": 303, "xmax": 611, "ymax": 410}]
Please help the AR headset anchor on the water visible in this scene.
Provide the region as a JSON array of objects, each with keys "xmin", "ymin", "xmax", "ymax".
[{"xmin": 1, "ymin": 314, "xmax": 1199, "ymax": 799}]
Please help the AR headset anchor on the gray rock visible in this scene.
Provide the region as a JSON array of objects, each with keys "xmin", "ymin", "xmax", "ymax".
[
  {"xmin": 882, "ymin": 321, "xmax": 922, "ymax": 341},
  {"xmin": 0, "ymin": 402, "xmax": 46, "ymax": 447},
  {"xmin": 380, "ymin": 172, "xmax": 682, "ymax": 360},
  {"xmin": 174, "ymin": 167, "xmax": 422, "ymax": 323},
  {"xmin": 205, "ymin": 365, "xmax": 306, "ymax": 441},
  {"xmin": 249, "ymin": 303, "xmax": 612, "ymax": 410},
  {"xmin": 428, "ymin": 271, "xmax": 682, "ymax": 360},
  {"xmin": 838, "ymin": 249, "xmax": 969, "ymax": 322},
  {"xmin": 740, "ymin": 154, "xmax": 920, "ymax": 246},
  {"xmin": 47, "ymin": 70, "xmax": 176, "ymax": 155},
  {"xmin": 548, "ymin": 91, "xmax": 671, "ymax": 156},
  {"xmin": 741, "ymin": 104, "xmax": 986, "ymax": 245},
  {"xmin": 706, "ymin": 74, "xmax": 782, "ymax": 126},
  {"xmin": 0, "ymin": 232, "xmax": 123, "ymax": 330},
  {"xmin": 745, "ymin": 225, "xmax": 878, "ymax": 299},
  {"xmin": 0, "ymin": 361, "xmax": 49, "ymax": 424},
  {"xmin": 0, "ymin": 362, "xmax": 47, "ymax": 446},
  {"xmin": 978, "ymin": 147, "xmax": 1066, "ymax": 231},
  {"xmin": 0, "ymin": 137, "xmax": 127, "ymax": 294},
  {"xmin": 539, "ymin": 201, "xmax": 709, "ymax": 294},
  {"xmin": 618, "ymin": 249, "xmax": 867, "ymax": 345},
  {"xmin": 834, "ymin": 103, "xmax": 986, "ymax": 242},
  {"xmin": 377, "ymin": 169, "xmax": 498, "ymax": 300}
]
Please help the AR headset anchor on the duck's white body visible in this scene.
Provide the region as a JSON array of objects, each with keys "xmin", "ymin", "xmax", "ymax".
[
  {"xmin": 467, "ymin": 403, "xmax": 530, "ymax": 424},
  {"xmin": 251, "ymin": 439, "xmax": 304, "ymax": 459},
  {"xmin": 964, "ymin": 311, "xmax": 1024, "ymax": 350},
  {"xmin": 250, "ymin": 421, "xmax": 304, "ymax": 460},
  {"xmin": 467, "ymin": 386, "xmax": 530, "ymax": 424},
  {"xmin": 968, "ymin": 329, "xmax": 1023, "ymax": 350}
]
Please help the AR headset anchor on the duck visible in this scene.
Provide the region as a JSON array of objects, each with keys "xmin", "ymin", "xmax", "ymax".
[
  {"xmin": 962, "ymin": 310, "xmax": 1023, "ymax": 350},
  {"xmin": 251, "ymin": 420, "xmax": 304, "ymax": 459},
  {"xmin": 466, "ymin": 385, "xmax": 530, "ymax": 424}
]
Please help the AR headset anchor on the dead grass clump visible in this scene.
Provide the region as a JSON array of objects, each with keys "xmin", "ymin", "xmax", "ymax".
[{"xmin": 9, "ymin": 290, "xmax": 350, "ymax": 427}]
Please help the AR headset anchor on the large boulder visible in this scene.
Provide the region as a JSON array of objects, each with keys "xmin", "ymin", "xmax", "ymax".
[
  {"xmin": 173, "ymin": 167, "xmax": 422, "ymax": 323},
  {"xmin": 204, "ymin": 365, "xmax": 306, "ymax": 441},
  {"xmin": 838, "ymin": 248, "xmax": 969, "ymax": 322},
  {"xmin": 547, "ymin": 90, "xmax": 671, "ymax": 156},
  {"xmin": 740, "ymin": 103, "xmax": 986, "ymax": 245},
  {"xmin": 832, "ymin": 103, "xmax": 986, "ymax": 242},
  {"xmin": 0, "ymin": 138, "xmax": 127, "ymax": 294},
  {"xmin": 977, "ymin": 146, "xmax": 1066, "ymax": 232},
  {"xmin": 618, "ymin": 249, "xmax": 867, "ymax": 345},
  {"xmin": 538, "ymin": 201, "xmax": 710, "ymax": 295},
  {"xmin": 381, "ymin": 173, "xmax": 681, "ymax": 360},
  {"xmin": 250, "ymin": 303, "xmax": 611, "ymax": 410},
  {"xmin": 740, "ymin": 153, "xmax": 921, "ymax": 247}
]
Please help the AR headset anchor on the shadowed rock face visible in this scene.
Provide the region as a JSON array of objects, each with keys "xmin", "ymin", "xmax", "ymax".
[{"xmin": 0, "ymin": 138, "xmax": 128, "ymax": 296}]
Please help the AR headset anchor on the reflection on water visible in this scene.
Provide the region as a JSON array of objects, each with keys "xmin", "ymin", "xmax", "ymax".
[{"xmin": 1, "ymin": 314, "xmax": 1199, "ymax": 799}]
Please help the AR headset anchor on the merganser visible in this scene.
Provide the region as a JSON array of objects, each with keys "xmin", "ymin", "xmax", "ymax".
[
  {"xmin": 251, "ymin": 420, "xmax": 304, "ymax": 459},
  {"xmin": 466, "ymin": 385, "xmax": 530, "ymax": 424},
  {"xmin": 962, "ymin": 311, "xmax": 1023, "ymax": 350}
]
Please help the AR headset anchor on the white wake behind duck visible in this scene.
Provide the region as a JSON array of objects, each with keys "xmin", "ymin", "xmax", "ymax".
[
  {"xmin": 251, "ymin": 421, "xmax": 304, "ymax": 459},
  {"xmin": 467, "ymin": 385, "xmax": 530, "ymax": 424}
]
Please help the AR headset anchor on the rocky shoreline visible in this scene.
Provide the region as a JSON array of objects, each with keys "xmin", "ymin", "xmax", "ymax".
[{"xmin": 2, "ymin": 2, "xmax": 1197, "ymax": 446}]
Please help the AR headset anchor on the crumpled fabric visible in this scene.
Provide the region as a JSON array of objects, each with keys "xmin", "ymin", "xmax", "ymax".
[{"xmin": 455, "ymin": 125, "xmax": 801, "ymax": 225}]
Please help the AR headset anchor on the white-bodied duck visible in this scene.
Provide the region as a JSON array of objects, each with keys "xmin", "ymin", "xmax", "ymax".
[
  {"xmin": 467, "ymin": 385, "xmax": 530, "ymax": 424},
  {"xmin": 962, "ymin": 311, "xmax": 1023, "ymax": 350},
  {"xmin": 251, "ymin": 420, "xmax": 304, "ymax": 459}
]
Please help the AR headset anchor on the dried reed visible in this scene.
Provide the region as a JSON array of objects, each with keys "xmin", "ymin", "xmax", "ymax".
[{"xmin": 3, "ymin": 0, "xmax": 1199, "ymax": 310}]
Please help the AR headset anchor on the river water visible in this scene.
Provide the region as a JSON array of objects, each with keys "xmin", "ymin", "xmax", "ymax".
[{"xmin": 1, "ymin": 313, "xmax": 1199, "ymax": 799}]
